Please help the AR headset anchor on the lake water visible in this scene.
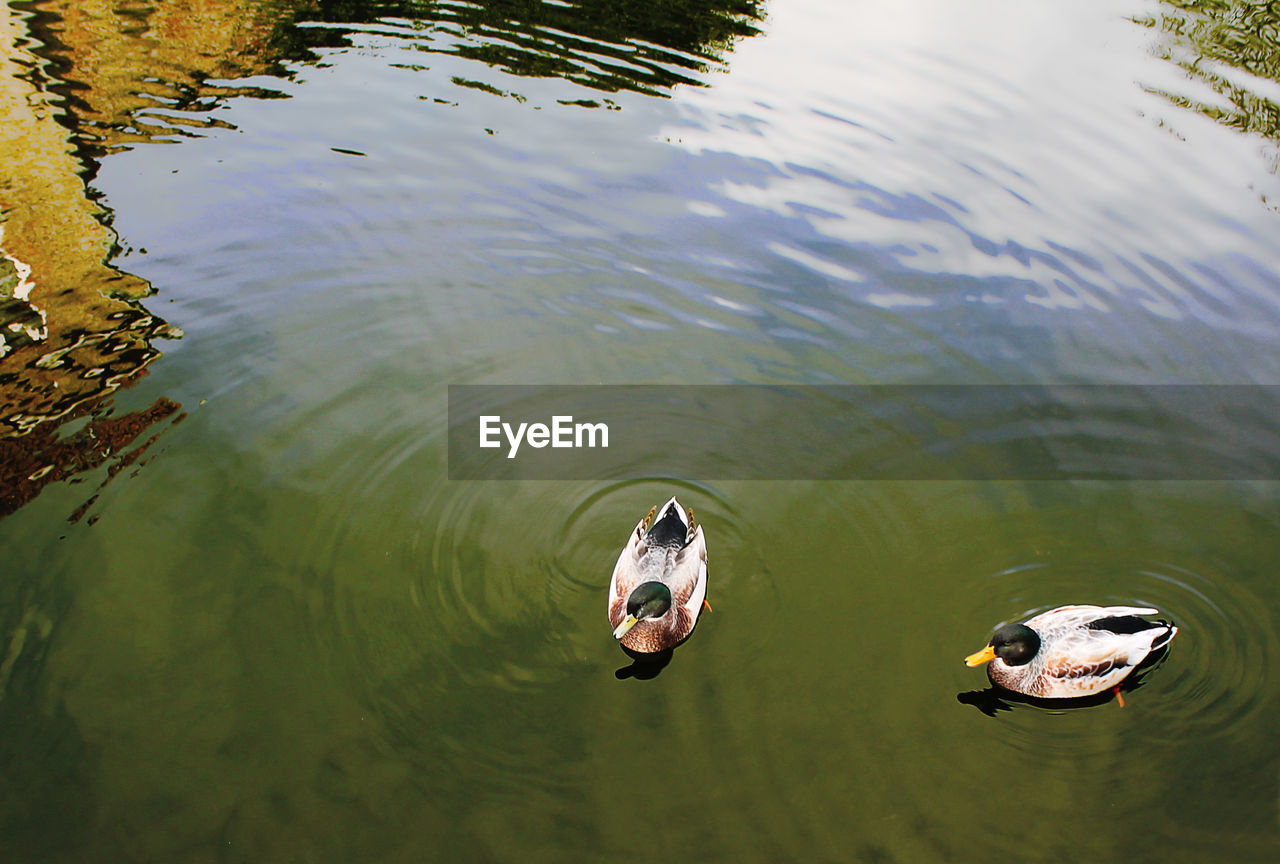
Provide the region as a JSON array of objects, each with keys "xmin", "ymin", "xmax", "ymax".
[{"xmin": 2, "ymin": 0, "xmax": 1280, "ymax": 861}]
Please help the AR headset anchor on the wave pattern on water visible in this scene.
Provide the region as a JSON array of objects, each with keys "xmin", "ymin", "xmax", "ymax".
[
  {"xmin": 277, "ymin": 398, "xmax": 759, "ymax": 796},
  {"xmin": 937, "ymin": 518, "xmax": 1280, "ymax": 858},
  {"xmin": 959, "ymin": 557, "xmax": 1276, "ymax": 747}
]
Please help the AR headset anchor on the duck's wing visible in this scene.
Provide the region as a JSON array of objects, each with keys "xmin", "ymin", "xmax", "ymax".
[
  {"xmin": 1038, "ymin": 619, "xmax": 1177, "ymax": 698},
  {"xmin": 659, "ymin": 524, "xmax": 708, "ymax": 641},
  {"xmin": 608, "ymin": 515, "xmax": 650, "ymax": 625},
  {"xmin": 1025, "ymin": 604, "xmax": 1159, "ymax": 633},
  {"xmin": 669, "ymin": 524, "xmax": 708, "ymax": 612}
]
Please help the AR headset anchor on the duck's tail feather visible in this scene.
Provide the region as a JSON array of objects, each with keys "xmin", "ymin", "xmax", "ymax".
[
  {"xmin": 1150, "ymin": 622, "xmax": 1178, "ymax": 652},
  {"xmin": 646, "ymin": 497, "xmax": 690, "ymax": 547}
]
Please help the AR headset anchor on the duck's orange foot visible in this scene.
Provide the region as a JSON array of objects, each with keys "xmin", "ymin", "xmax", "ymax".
[
  {"xmin": 1112, "ymin": 686, "xmax": 1126, "ymax": 708},
  {"xmin": 702, "ymin": 598, "xmax": 713, "ymax": 613}
]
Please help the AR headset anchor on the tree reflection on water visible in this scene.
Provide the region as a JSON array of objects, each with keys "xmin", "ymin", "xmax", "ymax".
[
  {"xmin": 1, "ymin": 1, "xmax": 197, "ymax": 521},
  {"xmin": 1, "ymin": 0, "xmax": 768, "ymax": 520},
  {"xmin": 288, "ymin": 0, "xmax": 766, "ymax": 100},
  {"xmin": 1141, "ymin": 1, "xmax": 1280, "ymax": 169}
]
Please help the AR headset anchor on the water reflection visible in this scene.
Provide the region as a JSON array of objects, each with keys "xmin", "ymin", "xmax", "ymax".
[
  {"xmin": 294, "ymin": 0, "xmax": 765, "ymax": 102},
  {"xmin": 5, "ymin": 0, "xmax": 772, "ymax": 525},
  {"xmin": 23, "ymin": 0, "xmax": 765, "ymax": 134},
  {"xmin": 614, "ymin": 648, "xmax": 674, "ymax": 679},
  {"xmin": 1142, "ymin": 1, "xmax": 1280, "ymax": 172},
  {"xmin": 1, "ymin": 1, "xmax": 182, "ymax": 519},
  {"xmin": 25, "ymin": 0, "xmax": 301, "ymax": 153}
]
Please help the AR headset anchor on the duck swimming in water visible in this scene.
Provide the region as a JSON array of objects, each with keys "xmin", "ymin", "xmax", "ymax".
[
  {"xmin": 965, "ymin": 605, "xmax": 1178, "ymax": 704},
  {"xmin": 608, "ymin": 497, "xmax": 708, "ymax": 654}
]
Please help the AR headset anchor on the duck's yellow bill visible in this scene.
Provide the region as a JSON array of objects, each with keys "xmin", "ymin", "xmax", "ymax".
[
  {"xmin": 964, "ymin": 645, "xmax": 997, "ymax": 667},
  {"xmin": 613, "ymin": 614, "xmax": 639, "ymax": 640}
]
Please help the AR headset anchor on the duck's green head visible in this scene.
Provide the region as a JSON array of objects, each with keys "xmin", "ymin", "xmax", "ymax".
[
  {"xmin": 612, "ymin": 581, "xmax": 673, "ymax": 640},
  {"xmin": 965, "ymin": 623, "xmax": 1040, "ymax": 667}
]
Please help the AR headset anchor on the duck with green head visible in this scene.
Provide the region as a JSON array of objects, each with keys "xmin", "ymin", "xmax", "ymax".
[
  {"xmin": 608, "ymin": 496, "xmax": 708, "ymax": 654},
  {"xmin": 965, "ymin": 604, "xmax": 1178, "ymax": 703}
]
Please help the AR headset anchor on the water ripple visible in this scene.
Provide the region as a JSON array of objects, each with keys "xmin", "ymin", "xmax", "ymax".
[{"xmin": 958, "ymin": 558, "xmax": 1276, "ymax": 752}]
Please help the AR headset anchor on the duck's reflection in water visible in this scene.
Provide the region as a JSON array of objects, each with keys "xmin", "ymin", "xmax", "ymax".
[
  {"xmin": 615, "ymin": 646, "xmax": 675, "ymax": 681},
  {"xmin": 957, "ymin": 644, "xmax": 1172, "ymax": 717}
]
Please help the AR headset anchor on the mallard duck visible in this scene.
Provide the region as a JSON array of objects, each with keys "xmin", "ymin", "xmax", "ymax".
[
  {"xmin": 608, "ymin": 496, "xmax": 708, "ymax": 654},
  {"xmin": 964, "ymin": 605, "xmax": 1178, "ymax": 703}
]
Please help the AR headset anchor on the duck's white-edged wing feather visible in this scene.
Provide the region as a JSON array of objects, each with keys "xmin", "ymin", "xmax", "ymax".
[
  {"xmin": 674, "ymin": 525, "xmax": 708, "ymax": 615},
  {"xmin": 1037, "ymin": 621, "xmax": 1176, "ymax": 698},
  {"xmin": 1024, "ymin": 604, "xmax": 1159, "ymax": 633}
]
